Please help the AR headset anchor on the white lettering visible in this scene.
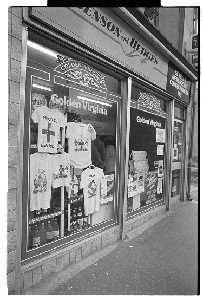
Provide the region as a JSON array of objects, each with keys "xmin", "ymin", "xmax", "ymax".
[{"xmin": 66, "ymin": 98, "xmax": 108, "ymax": 116}]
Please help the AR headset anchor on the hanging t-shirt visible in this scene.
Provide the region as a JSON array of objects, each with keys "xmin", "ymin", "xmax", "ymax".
[
  {"xmin": 52, "ymin": 152, "xmax": 70, "ymax": 189},
  {"xmin": 66, "ymin": 122, "xmax": 96, "ymax": 168},
  {"xmin": 32, "ymin": 106, "xmax": 66, "ymax": 153},
  {"xmin": 80, "ymin": 167, "xmax": 104, "ymax": 215},
  {"xmin": 30, "ymin": 153, "xmax": 53, "ymax": 211}
]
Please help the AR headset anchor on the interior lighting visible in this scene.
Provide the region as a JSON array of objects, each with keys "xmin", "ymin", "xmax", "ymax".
[
  {"xmin": 27, "ymin": 41, "xmax": 58, "ymax": 58},
  {"xmin": 32, "ymin": 83, "xmax": 52, "ymax": 91},
  {"xmin": 77, "ymin": 96, "xmax": 112, "ymax": 107}
]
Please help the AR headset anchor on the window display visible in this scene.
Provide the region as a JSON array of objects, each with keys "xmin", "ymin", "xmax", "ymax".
[
  {"xmin": 23, "ymin": 38, "xmax": 120, "ymax": 256},
  {"xmin": 127, "ymin": 89, "xmax": 166, "ymax": 214}
]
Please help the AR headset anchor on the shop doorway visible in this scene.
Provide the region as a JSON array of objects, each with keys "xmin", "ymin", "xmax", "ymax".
[{"xmin": 171, "ymin": 119, "xmax": 183, "ymax": 200}]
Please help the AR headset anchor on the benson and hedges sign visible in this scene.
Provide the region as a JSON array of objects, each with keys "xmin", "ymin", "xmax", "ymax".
[
  {"xmin": 29, "ymin": 7, "xmax": 168, "ymax": 89},
  {"xmin": 166, "ymin": 63, "xmax": 191, "ymax": 103}
]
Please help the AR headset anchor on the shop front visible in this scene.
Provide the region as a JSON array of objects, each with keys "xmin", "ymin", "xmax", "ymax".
[{"xmin": 8, "ymin": 7, "xmax": 197, "ymax": 294}]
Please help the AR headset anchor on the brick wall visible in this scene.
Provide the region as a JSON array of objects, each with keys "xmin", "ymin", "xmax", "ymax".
[
  {"xmin": 20, "ymin": 226, "xmax": 121, "ymax": 294},
  {"xmin": 8, "ymin": 7, "xmax": 23, "ymax": 294}
]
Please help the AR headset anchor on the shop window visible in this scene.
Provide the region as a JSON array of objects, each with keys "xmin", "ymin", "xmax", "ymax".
[
  {"xmin": 127, "ymin": 88, "xmax": 166, "ymax": 214},
  {"xmin": 173, "ymin": 120, "xmax": 183, "ymax": 162},
  {"xmin": 22, "ymin": 39, "xmax": 120, "ymax": 260}
]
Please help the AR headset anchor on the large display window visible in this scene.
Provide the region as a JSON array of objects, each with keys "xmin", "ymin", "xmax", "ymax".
[
  {"xmin": 127, "ymin": 87, "xmax": 167, "ymax": 214},
  {"xmin": 22, "ymin": 34, "xmax": 121, "ymax": 260}
]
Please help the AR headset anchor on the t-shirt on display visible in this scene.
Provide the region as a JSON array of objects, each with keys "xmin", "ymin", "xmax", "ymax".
[
  {"xmin": 66, "ymin": 122, "xmax": 96, "ymax": 168},
  {"xmin": 52, "ymin": 152, "xmax": 70, "ymax": 189},
  {"xmin": 32, "ymin": 106, "xmax": 66, "ymax": 153},
  {"xmin": 30, "ymin": 153, "xmax": 53, "ymax": 211},
  {"xmin": 80, "ymin": 167, "xmax": 104, "ymax": 215}
]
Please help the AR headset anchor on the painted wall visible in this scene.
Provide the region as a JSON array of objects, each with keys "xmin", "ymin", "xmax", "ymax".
[
  {"xmin": 158, "ymin": 8, "xmax": 180, "ymax": 51},
  {"xmin": 183, "ymin": 8, "xmax": 198, "ymax": 159},
  {"xmin": 182, "ymin": 8, "xmax": 195, "ymax": 60}
]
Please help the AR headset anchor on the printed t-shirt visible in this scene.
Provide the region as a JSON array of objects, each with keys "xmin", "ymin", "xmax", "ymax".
[
  {"xmin": 80, "ymin": 167, "xmax": 104, "ymax": 215},
  {"xmin": 30, "ymin": 153, "xmax": 53, "ymax": 211},
  {"xmin": 32, "ymin": 106, "xmax": 66, "ymax": 153},
  {"xmin": 100, "ymin": 174, "xmax": 114, "ymax": 204},
  {"xmin": 52, "ymin": 152, "xmax": 70, "ymax": 189},
  {"xmin": 66, "ymin": 122, "xmax": 96, "ymax": 168}
]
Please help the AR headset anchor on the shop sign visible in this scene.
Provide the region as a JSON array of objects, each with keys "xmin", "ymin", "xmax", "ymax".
[
  {"xmin": 50, "ymin": 93, "xmax": 109, "ymax": 116},
  {"xmin": 166, "ymin": 63, "xmax": 191, "ymax": 103},
  {"xmin": 29, "ymin": 7, "xmax": 168, "ymax": 89},
  {"xmin": 136, "ymin": 115, "xmax": 162, "ymax": 128}
]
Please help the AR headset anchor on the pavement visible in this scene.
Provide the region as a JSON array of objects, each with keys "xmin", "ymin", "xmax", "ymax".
[{"xmin": 50, "ymin": 186, "xmax": 199, "ymax": 295}]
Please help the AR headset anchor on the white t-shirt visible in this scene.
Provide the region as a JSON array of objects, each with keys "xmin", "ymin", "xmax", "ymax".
[
  {"xmin": 52, "ymin": 152, "xmax": 70, "ymax": 189},
  {"xmin": 32, "ymin": 106, "xmax": 66, "ymax": 153},
  {"xmin": 80, "ymin": 167, "xmax": 104, "ymax": 215},
  {"xmin": 30, "ymin": 153, "xmax": 53, "ymax": 211},
  {"xmin": 66, "ymin": 122, "xmax": 96, "ymax": 168}
]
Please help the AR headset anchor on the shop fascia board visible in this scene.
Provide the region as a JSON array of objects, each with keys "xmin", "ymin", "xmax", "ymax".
[{"xmin": 111, "ymin": 7, "xmax": 198, "ymax": 82}]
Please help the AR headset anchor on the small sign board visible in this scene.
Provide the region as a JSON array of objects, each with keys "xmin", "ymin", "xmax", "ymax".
[{"xmin": 166, "ymin": 63, "xmax": 191, "ymax": 103}]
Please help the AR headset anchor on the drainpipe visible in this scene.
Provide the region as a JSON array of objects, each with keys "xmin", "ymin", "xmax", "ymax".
[{"xmin": 187, "ymin": 81, "xmax": 197, "ymax": 200}]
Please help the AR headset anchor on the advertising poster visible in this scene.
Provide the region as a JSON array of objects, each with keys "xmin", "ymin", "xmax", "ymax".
[
  {"xmin": 138, "ymin": 172, "xmax": 145, "ymax": 193},
  {"xmin": 156, "ymin": 128, "xmax": 165, "ymax": 143},
  {"xmin": 157, "ymin": 177, "xmax": 163, "ymax": 194},
  {"xmin": 157, "ymin": 144, "xmax": 164, "ymax": 155},
  {"xmin": 101, "ymin": 174, "xmax": 114, "ymax": 203},
  {"xmin": 146, "ymin": 170, "xmax": 158, "ymax": 204},
  {"xmin": 128, "ymin": 173, "xmax": 138, "ymax": 198}
]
